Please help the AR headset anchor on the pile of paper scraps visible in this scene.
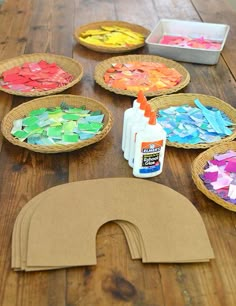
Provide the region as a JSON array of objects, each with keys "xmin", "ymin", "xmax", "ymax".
[
  {"xmin": 103, "ymin": 61, "xmax": 182, "ymax": 91},
  {"xmin": 0, "ymin": 60, "xmax": 74, "ymax": 92},
  {"xmin": 11, "ymin": 178, "xmax": 214, "ymax": 271},
  {"xmin": 11, "ymin": 102, "xmax": 104, "ymax": 145},
  {"xmin": 80, "ymin": 25, "xmax": 145, "ymax": 48},
  {"xmin": 200, "ymin": 150, "xmax": 236, "ymax": 204},
  {"xmin": 159, "ymin": 35, "xmax": 222, "ymax": 50},
  {"xmin": 157, "ymin": 98, "xmax": 234, "ymax": 145}
]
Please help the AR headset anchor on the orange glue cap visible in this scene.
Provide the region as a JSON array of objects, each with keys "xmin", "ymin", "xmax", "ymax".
[
  {"xmin": 138, "ymin": 93, "xmax": 147, "ymax": 110},
  {"xmin": 144, "ymin": 103, "xmax": 151, "ymax": 118},
  {"xmin": 137, "ymin": 90, "xmax": 144, "ymax": 103},
  {"xmin": 149, "ymin": 111, "xmax": 157, "ymax": 125}
]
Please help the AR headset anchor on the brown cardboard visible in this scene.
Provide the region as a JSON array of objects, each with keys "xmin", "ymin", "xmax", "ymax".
[
  {"xmin": 12, "ymin": 189, "xmax": 64, "ymax": 270},
  {"xmin": 12, "ymin": 195, "xmax": 43, "ymax": 269},
  {"xmin": 117, "ymin": 221, "xmax": 143, "ymax": 259},
  {"xmin": 20, "ymin": 192, "xmax": 69, "ymax": 271},
  {"xmin": 114, "ymin": 221, "xmax": 137, "ymax": 259},
  {"xmin": 23, "ymin": 178, "xmax": 214, "ymax": 269},
  {"xmin": 115, "ymin": 220, "xmax": 143, "ymax": 259}
]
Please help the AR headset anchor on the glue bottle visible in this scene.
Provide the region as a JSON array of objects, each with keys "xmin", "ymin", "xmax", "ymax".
[
  {"xmin": 121, "ymin": 91, "xmax": 143, "ymax": 152},
  {"xmin": 128, "ymin": 103, "xmax": 151, "ymax": 168},
  {"xmin": 123, "ymin": 93, "xmax": 147, "ymax": 160},
  {"xmin": 133, "ymin": 112, "xmax": 167, "ymax": 178}
]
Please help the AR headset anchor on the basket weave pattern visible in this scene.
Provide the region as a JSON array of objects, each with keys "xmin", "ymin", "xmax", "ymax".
[
  {"xmin": 192, "ymin": 142, "xmax": 236, "ymax": 212},
  {"xmin": 94, "ymin": 54, "xmax": 190, "ymax": 97},
  {"xmin": 1, "ymin": 94, "xmax": 113, "ymax": 153},
  {"xmin": 149, "ymin": 93, "xmax": 236, "ymax": 149},
  {"xmin": 74, "ymin": 20, "xmax": 150, "ymax": 53},
  {"xmin": 0, "ymin": 53, "xmax": 83, "ymax": 97}
]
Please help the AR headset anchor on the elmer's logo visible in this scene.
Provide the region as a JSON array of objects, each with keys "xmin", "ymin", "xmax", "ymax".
[{"xmin": 141, "ymin": 140, "xmax": 163, "ymax": 153}]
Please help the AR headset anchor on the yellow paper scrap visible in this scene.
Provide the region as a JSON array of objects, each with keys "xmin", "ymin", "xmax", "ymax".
[{"xmin": 80, "ymin": 25, "xmax": 145, "ymax": 48}]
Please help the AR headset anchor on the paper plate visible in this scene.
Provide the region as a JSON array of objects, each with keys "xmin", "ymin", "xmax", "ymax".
[
  {"xmin": 94, "ymin": 54, "xmax": 190, "ymax": 97},
  {"xmin": 1, "ymin": 94, "xmax": 113, "ymax": 153},
  {"xmin": 149, "ymin": 93, "xmax": 236, "ymax": 149},
  {"xmin": 192, "ymin": 142, "xmax": 236, "ymax": 212},
  {"xmin": 0, "ymin": 53, "xmax": 83, "ymax": 97},
  {"xmin": 74, "ymin": 20, "xmax": 150, "ymax": 53}
]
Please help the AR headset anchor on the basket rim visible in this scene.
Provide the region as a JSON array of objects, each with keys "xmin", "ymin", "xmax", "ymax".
[
  {"xmin": 149, "ymin": 93, "xmax": 236, "ymax": 149},
  {"xmin": 94, "ymin": 54, "xmax": 190, "ymax": 97},
  {"xmin": 0, "ymin": 53, "xmax": 83, "ymax": 97},
  {"xmin": 74, "ymin": 20, "xmax": 150, "ymax": 53},
  {"xmin": 192, "ymin": 141, "xmax": 236, "ymax": 212},
  {"xmin": 1, "ymin": 94, "xmax": 113, "ymax": 153}
]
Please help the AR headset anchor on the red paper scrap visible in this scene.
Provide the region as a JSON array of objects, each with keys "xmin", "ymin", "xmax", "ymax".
[
  {"xmin": 0, "ymin": 60, "xmax": 74, "ymax": 92},
  {"xmin": 159, "ymin": 35, "xmax": 222, "ymax": 50}
]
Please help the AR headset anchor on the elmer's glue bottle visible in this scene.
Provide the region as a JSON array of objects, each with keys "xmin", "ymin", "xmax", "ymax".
[
  {"xmin": 123, "ymin": 92, "xmax": 147, "ymax": 160},
  {"xmin": 121, "ymin": 91, "xmax": 143, "ymax": 152},
  {"xmin": 133, "ymin": 112, "xmax": 167, "ymax": 178},
  {"xmin": 128, "ymin": 103, "xmax": 151, "ymax": 168}
]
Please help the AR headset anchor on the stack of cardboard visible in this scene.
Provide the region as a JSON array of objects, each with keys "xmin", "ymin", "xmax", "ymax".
[{"xmin": 12, "ymin": 178, "xmax": 214, "ymax": 271}]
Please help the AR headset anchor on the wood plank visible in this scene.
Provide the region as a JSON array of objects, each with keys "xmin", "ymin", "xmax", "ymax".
[
  {"xmin": 0, "ymin": 0, "xmax": 33, "ymax": 153},
  {"xmin": 192, "ymin": 0, "xmax": 236, "ymax": 78},
  {"xmin": 0, "ymin": 93, "xmax": 12, "ymax": 151},
  {"xmin": 0, "ymin": 1, "xmax": 75, "ymax": 305},
  {"xmin": 0, "ymin": 0, "xmax": 33, "ymax": 59},
  {"xmin": 24, "ymin": 0, "xmax": 56, "ymax": 54},
  {"xmin": 24, "ymin": 0, "xmax": 74, "ymax": 56}
]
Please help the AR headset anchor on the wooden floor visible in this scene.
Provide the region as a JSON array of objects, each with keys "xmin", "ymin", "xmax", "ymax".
[{"xmin": 0, "ymin": 0, "xmax": 236, "ymax": 305}]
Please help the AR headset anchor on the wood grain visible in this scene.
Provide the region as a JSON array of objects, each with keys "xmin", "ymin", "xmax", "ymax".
[
  {"xmin": 0, "ymin": 0, "xmax": 236, "ymax": 305},
  {"xmin": 192, "ymin": 0, "xmax": 236, "ymax": 77},
  {"xmin": 0, "ymin": 0, "xmax": 32, "ymax": 60}
]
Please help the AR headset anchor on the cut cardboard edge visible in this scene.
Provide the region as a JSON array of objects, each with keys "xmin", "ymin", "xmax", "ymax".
[{"xmin": 26, "ymin": 178, "xmax": 214, "ymax": 267}]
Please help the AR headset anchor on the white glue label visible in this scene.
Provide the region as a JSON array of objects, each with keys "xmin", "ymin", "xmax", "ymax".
[{"xmin": 139, "ymin": 140, "xmax": 163, "ymax": 173}]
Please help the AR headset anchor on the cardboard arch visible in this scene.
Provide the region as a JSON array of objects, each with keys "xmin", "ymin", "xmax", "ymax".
[{"xmin": 12, "ymin": 178, "xmax": 214, "ymax": 270}]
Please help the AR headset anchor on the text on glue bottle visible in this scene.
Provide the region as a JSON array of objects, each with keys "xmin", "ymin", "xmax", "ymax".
[{"xmin": 133, "ymin": 112, "xmax": 167, "ymax": 178}]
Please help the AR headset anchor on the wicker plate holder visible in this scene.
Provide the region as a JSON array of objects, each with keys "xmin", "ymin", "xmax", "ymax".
[
  {"xmin": 94, "ymin": 54, "xmax": 190, "ymax": 97},
  {"xmin": 74, "ymin": 20, "xmax": 150, "ymax": 53},
  {"xmin": 192, "ymin": 142, "xmax": 236, "ymax": 212},
  {"xmin": 0, "ymin": 53, "xmax": 83, "ymax": 97},
  {"xmin": 1, "ymin": 94, "xmax": 113, "ymax": 153},
  {"xmin": 149, "ymin": 93, "xmax": 236, "ymax": 149}
]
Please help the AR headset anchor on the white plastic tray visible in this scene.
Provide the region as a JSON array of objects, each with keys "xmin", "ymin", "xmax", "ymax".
[{"xmin": 146, "ymin": 19, "xmax": 230, "ymax": 65}]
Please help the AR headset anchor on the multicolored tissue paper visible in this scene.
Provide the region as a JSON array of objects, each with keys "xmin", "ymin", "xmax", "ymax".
[
  {"xmin": 159, "ymin": 35, "xmax": 222, "ymax": 50},
  {"xmin": 0, "ymin": 61, "xmax": 74, "ymax": 92},
  {"xmin": 103, "ymin": 61, "xmax": 182, "ymax": 92},
  {"xmin": 200, "ymin": 150, "xmax": 236, "ymax": 204},
  {"xmin": 157, "ymin": 99, "xmax": 234, "ymax": 145},
  {"xmin": 11, "ymin": 102, "xmax": 104, "ymax": 145},
  {"xmin": 80, "ymin": 25, "xmax": 145, "ymax": 48}
]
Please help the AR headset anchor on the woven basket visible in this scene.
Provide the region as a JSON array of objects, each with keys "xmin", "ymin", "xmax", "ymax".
[
  {"xmin": 74, "ymin": 20, "xmax": 150, "ymax": 53},
  {"xmin": 149, "ymin": 93, "xmax": 236, "ymax": 149},
  {"xmin": 94, "ymin": 54, "xmax": 190, "ymax": 97},
  {"xmin": 192, "ymin": 142, "xmax": 236, "ymax": 212},
  {"xmin": 0, "ymin": 53, "xmax": 83, "ymax": 97},
  {"xmin": 1, "ymin": 94, "xmax": 113, "ymax": 153}
]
